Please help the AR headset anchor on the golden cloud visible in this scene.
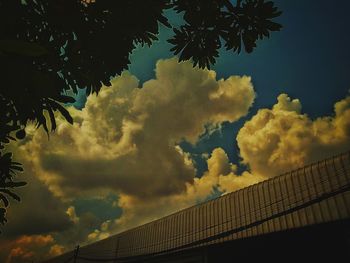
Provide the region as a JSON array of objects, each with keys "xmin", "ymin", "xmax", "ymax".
[
  {"xmin": 1, "ymin": 234, "xmax": 58, "ymax": 263},
  {"xmin": 7, "ymin": 57, "xmax": 256, "ymax": 248},
  {"xmin": 93, "ymin": 93, "xmax": 350, "ymax": 239},
  {"xmin": 237, "ymin": 93, "xmax": 350, "ymax": 178},
  {"xmin": 15, "ymin": 57, "xmax": 255, "ymax": 201}
]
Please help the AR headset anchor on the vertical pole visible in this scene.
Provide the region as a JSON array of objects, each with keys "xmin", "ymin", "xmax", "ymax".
[
  {"xmin": 114, "ymin": 238, "xmax": 119, "ymax": 263},
  {"xmin": 73, "ymin": 245, "xmax": 80, "ymax": 263},
  {"xmin": 202, "ymin": 247, "xmax": 208, "ymax": 263}
]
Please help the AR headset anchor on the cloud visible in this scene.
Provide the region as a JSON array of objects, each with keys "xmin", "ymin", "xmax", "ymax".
[
  {"xmin": 0, "ymin": 234, "xmax": 61, "ymax": 263},
  {"xmin": 2, "ymin": 162, "xmax": 73, "ymax": 238},
  {"xmin": 17, "ymin": 57, "xmax": 255, "ymax": 201},
  {"xmin": 237, "ymin": 93, "xmax": 350, "ymax": 178},
  {"xmin": 95, "ymin": 92, "xmax": 350, "ymax": 239},
  {"xmin": 66, "ymin": 206, "xmax": 79, "ymax": 224},
  {"xmin": 87, "ymin": 147, "xmax": 264, "ymax": 240},
  {"xmin": 5, "ymin": 57, "xmax": 256, "ymax": 251},
  {"xmin": 49, "ymin": 244, "xmax": 65, "ymax": 257}
]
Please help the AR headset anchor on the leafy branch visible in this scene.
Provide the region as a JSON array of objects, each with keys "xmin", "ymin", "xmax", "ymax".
[{"xmin": 0, "ymin": 152, "xmax": 26, "ymax": 229}]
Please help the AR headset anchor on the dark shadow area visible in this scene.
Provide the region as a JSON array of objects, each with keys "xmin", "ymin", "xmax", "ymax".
[
  {"xmin": 140, "ymin": 219, "xmax": 350, "ymax": 263},
  {"xmin": 208, "ymin": 219, "xmax": 350, "ymax": 262}
]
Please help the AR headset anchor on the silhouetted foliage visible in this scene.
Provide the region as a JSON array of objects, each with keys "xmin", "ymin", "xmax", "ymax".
[
  {"xmin": 168, "ymin": 0, "xmax": 281, "ymax": 68},
  {"xmin": 0, "ymin": 0, "xmax": 281, "ymax": 229},
  {"xmin": 0, "ymin": 152, "xmax": 26, "ymax": 231}
]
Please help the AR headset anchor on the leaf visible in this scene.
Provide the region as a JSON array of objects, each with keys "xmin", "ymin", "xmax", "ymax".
[
  {"xmin": 2, "ymin": 181, "xmax": 27, "ymax": 188},
  {"xmin": 55, "ymin": 103, "xmax": 74, "ymax": 124},
  {"xmin": 56, "ymin": 95, "xmax": 76, "ymax": 104},
  {"xmin": 158, "ymin": 14, "xmax": 171, "ymax": 28},
  {"xmin": 47, "ymin": 107, "xmax": 57, "ymax": 131},
  {"xmin": 0, "ymin": 189, "xmax": 21, "ymax": 202},
  {"xmin": 9, "ymin": 165, "xmax": 24, "ymax": 172},
  {"xmin": 7, "ymin": 136, "xmax": 16, "ymax": 141},
  {"xmin": 0, "ymin": 194, "xmax": 9, "ymax": 207},
  {"xmin": 15, "ymin": 129, "xmax": 26, "ymax": 140},
  {"xmin": 37, "ymin": 112, "xmax": 49, "ymax": 133}
]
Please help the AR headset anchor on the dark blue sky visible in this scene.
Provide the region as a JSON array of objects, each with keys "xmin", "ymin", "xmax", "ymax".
[
  {"xmin": 74, "ymin": 0, "xmax": 350, "ymax": 174},
  {"xmin": 214, "ymin": 0, "xmax": 350, "ymax": 117},
  {"xmin": 130, "ymin": 0, "xmax": 350, "ymax": 117},
  {"xmin": 127, "ymin": 0, "xmax": 350, "ymax": 173}
]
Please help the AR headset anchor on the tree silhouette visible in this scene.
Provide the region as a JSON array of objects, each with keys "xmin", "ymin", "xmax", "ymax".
[{"xmin": 0, "ymin": 0, "xmax": 282, "ymax": 230}]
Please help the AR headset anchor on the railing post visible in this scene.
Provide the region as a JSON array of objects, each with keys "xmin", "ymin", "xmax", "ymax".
[
  {"xmin": 73, "ymin": 245, "xmax": 80, "ymax": 263},
  {"xmin": 114, "ymin": 238, "xmax": 119, "ymax": 263}
]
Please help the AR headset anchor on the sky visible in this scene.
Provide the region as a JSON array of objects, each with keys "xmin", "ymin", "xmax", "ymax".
[{"xmin": 1, "ymin": 0, "xmax": 350, "ymax": 262}]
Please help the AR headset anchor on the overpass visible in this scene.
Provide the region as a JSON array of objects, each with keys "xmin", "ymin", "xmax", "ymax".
[{"xmin": 44, "ymin": 151, "xmax": 350, "ymax": 262}]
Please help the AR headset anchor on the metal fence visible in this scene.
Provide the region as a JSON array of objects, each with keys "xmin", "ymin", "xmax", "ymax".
[{"xmin": 44, "ymin": 151, "xmax": 350, "ymax": 263}]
